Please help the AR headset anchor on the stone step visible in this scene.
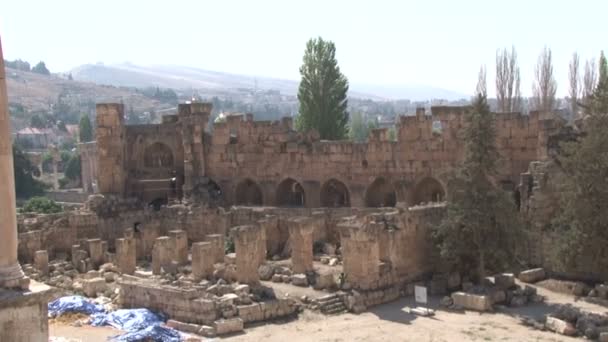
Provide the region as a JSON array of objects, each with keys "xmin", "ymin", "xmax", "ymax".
[
  {"xmin": 316, "ymin": 294, "xmax": 341, "ymax": 304},
  {"xmin": 321, "ymin": 302, "xmax": 346, "ymax": 311},
  {"xmin": 322, "ymin": 306, "xmax": 346, "ymax": 315}
]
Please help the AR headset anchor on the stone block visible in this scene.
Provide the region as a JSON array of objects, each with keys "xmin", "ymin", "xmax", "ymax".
[
  {"xmin": 494, "ymin": 273, "xmax": 515, "ymax": 289},
  {"xmin": 258, "ymin": 264, "xmax": 274, "ymax": 280},
  {"xmin": 314, "ymin": 271, "xmax": 336, "ymax": 290},
  {"xmin": 518, "ymin": 268, "xmax": 545, "ymax": 283},
  {"xmin": 451, "ymin": 292, "xmax": 492, "ymax": 312},
  {"xmin": 232, "ymin": 225, "xmax": 264, "ymax": 284},
  {"xmin": 600, "ymin": 332, "xmax": 608, "ymax": 342},
  {"xmin": 34, "ymin": 250, "xmax": 49, "ymax": 276},
  {"xmin": 291, "ymin": 274, "xmax": 308, "ymax": 287},
  {"xmin": 152, "ymin": 236, "xmax": 171, "ymax": 275},
  {"xmin": 82, "ymin": 277, "xmax": 106, "ymax": 297},
  {"xmin": 213, "ymin": 318, "xmax": 244, "ymax": 335},
  {"xmin": 545, "ymin": 316, "xmax": 576, "ymax": 336},
  {"xmin": 288, "ymin": 217, "xmax": 314, "ymax": 274},
  {"xmin": 169, "ymin": 230, "xmax": 188, "ymax": 265}
]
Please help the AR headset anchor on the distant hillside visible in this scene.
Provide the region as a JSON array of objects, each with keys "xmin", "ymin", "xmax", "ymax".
[
  {"xmin": 6, "ymin": 67, "xmax": 165, "ymax": 113},
  {"xmin": 70, "ymin": 63, "xmax": 467, "ymax": 101}
]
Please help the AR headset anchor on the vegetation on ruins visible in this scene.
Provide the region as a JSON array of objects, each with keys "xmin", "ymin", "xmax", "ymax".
[
  {"xmin": 555, "ymin": 52, "xmax": 608, "ymax": 271},
  {"xmin": 79, "ymin": 114, "xmax": 94, "ymax": 142},
  {"xmin": 433, "ymin": 68, "xmax": 520, "ymax": 282},
  {"xmin": 13, "ymin": 144, "xmax": 48, "ymax": 198},
  {"xmin": 20, "ymin": 196, "xmax": 62, "ymax": 214},
  {"xmin": 296, "ymin": 37, "xmax": 349, "ymax": 140}
]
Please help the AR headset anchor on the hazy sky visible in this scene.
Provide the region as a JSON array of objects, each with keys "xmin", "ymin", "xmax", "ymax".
[{"xmin": 1, "ymin": 0, "xmax": 606, "ymax": 96}]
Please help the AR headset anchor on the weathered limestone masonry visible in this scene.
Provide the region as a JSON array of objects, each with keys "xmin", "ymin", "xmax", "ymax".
[
  {"xmin": 84, "ymin": 103, "xmax": 557, "ymax": 209},
  {"xmin": 79, "ymin": 141, "xmax": 98, "ymax": 193},
  {"xmin": 288, "ymin": 217, "xmax": 315, "ymax": 274},
  {"xmin": 152, "ymin": 237, "xmax": 172, "ymax": 275},
  {"xmin": 232, "ymin": 225, "xmax": 266, "ymax": 284},
  {"xmin": 0, "ymin": 35, "xmax": 52, "ymax": 342},
  {"xmin": 169, "ymin": 230, "xmax": 188, "ymax": 265},
  {"xmin": 192, "ymin": 242, "xmax": 214, "ymax": 281},
  {"xmin": 116, "ymin": 237, "xmax": 136, "ymax": 275}
]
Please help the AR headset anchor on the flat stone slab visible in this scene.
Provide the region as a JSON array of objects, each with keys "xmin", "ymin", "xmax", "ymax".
[
  {"xmin": 451, "ymin": 292, "xmax": 492, "ymax": 312},
  {"xmin": 518, "ymin": 268, "xmax": 545, "ymax": 283}
]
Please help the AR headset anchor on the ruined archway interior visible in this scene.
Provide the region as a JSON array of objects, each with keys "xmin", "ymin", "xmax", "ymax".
[
  {"xmin": 365, "ymin": 177, "xmax": 397, "ymax": 207},
  {"xmin": 235, "ymin": 179, "xmax": 263, "ymax": 206},
  {"xmin": 320, "ymin": 179, "xmax": 350, "ymax": 207},
  {"xmin": 143, "ymin": 142, "xmax": 174, "ymax": 168},
  {"xmin": 411, "ymin": 177, "xmax": 445, "ymax": 205},
  {"xmin": 276, "ymin": 178, "xmax": 306, "ymax": 207}
]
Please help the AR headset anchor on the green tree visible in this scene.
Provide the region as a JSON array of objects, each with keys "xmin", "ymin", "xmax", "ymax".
[
  {"xmin": 79, "ymin": 114, "xmax": 93, "ymax": 142},
  {"xmin": 13, "ymin": 144, "xmax": 48, "ymax": 198},
  {"xmin": 348, "ymin": 112, "xmax": 378, "ymax": 142},
  {"xmin": 433, "ymin": 68, "xmax": 519, "ymax": 282},
  {"xmin": 30, "ymin": 114, "xmax": 46, "ymax": 128},
  {"xmin": 296, "ymin": 37, "xmax": 349, "ymax": 140},
  {"xmin": 555, "ymin": 51, "xmax": 608, "ymax": 271},
  {"xmin": 64, "ymin": 155, "xmax": 81, "ymax": 182},
  {"xmin": 32, "ymin": 61, "xmax": 50, "ymax": 75}
]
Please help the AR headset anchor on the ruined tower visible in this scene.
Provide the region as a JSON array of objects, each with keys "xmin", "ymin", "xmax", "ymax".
[{"xmin": 96, "ymin": 103, "xmax": 126, "ymax": 194}]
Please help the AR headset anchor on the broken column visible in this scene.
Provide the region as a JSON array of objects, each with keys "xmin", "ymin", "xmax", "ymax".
[
  {"xmin": 87, "ymin": 238, "xmax": 104, "ymax": 269},
  {"xmin": 206, "ymin": 234, "xmax": 224, "ymax": 263},
  {"xmin": 169, "ymin": 230, "xmax": 188, "ymax": 265},
  {"xmin": 288, "ymin": 217, "xmax": 314, "ymax": 274},
  {"xmin": 116, "ymin": 237, "xmax": 136, "ymax": 275},
  {"xmin": 232, "ymin": 225, "xmax": 264, "ymax": 284},
  {"xmin": 192, "ymin": 242, "xmax": 214, "ymax": 282},
  {"xmin": 152, "ymin": 236, "xmax": 171, "ymax": 275},
  {"xmin": 34, "ymin": 250, "xmax": 49, "ymax": 276},
  {"xmin": 338, "ymin": 222, "xmax": 381, "ymax": 290},
  {"xmin": 136, "ymin": 222, "xmax": 160, "ymax": 260}
]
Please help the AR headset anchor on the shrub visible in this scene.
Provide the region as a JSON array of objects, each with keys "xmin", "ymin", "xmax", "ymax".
[{"xmin": 20, "ymin": 197, "xmax": 62, "ymax": 214}]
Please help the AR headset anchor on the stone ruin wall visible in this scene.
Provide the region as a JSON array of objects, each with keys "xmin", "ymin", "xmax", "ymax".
[{"xmin": 86, "ymin": 103, "xmax": 559, "ymax": 208}]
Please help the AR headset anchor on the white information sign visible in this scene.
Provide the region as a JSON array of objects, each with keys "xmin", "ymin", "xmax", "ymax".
[{"xmin": 414, "ymin": 285, "xmax": 428, "ymax": 304}]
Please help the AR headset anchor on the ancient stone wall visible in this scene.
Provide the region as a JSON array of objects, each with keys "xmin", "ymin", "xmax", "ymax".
[
  {"xmin": 78, "ymin": 141, "xmax": 98, "ymax": 193},
  {"xmin": 90, "ymin": 103, "xmax": 557, "ymax": 208}
]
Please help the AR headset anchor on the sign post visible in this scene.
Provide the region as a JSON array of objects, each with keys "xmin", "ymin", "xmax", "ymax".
[{"xmin": 414, "ymin": 285, "xmax": 428, "ymax": 315}]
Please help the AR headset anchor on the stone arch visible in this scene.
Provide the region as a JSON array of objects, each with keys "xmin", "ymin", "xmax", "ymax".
[
  {"xmin": 144, "ymin": 142, "xmax": 174, "ymax": 168},
  {"xmin": 364, "ymin": 177, "xmax": 397, "ymax": 207},
  {"xmin": 148, "ymin": 197, "xmax": 167, "ymax": 211},
  {"xmin": 276, "ymin": 178, "xmax": 306, "ymax": 207},
  {"xmin": 320, "ymin": 179, "xmax": 350, "ymax": 207},
  {"xmin": 411, "ymin": 177, "xmax": 446, "ymax": 205},
  {"xmin": 235, "ymin": 178, "xmax": 263, "ymax": 206}
]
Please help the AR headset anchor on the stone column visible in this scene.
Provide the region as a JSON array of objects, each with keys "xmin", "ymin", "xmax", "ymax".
[
  {"xmin": 87, "ymin": 239, "xmax": 104, "ymax": 269},
  {"xmin": 288, "ymin": 217, "xmax": 314, "ymax": 274},
  {"xmin": 34, "ymin": 250, "xmax": 49, "ymax": 276},
  {"xmin": 338, "ymin": 222, "xmax": 381, "ymax": 290},
  {"xmin": 116, "ymin": 237, "xmax": 136, "ymax": 275},
  {"xmin": 232, "ymin": 225, "xmax": 264, "ymax": 284},
  {"xmin": 205, "ymin": 234, "xmax": 224, "ymax": 263},
  {"xmin": 0, "ymin": 37, "xmax": 28, "ymax": 289},
  {"xmin": 169, "ymin": 230, "xmax": 188, "ymax": 265},
  {"xmin": 152, "ymin": 236, "xmax": 171, "ymax": 275},
  {"xmin": 191, "ymin": 242, "xmax": 213, "ymax": 282}
]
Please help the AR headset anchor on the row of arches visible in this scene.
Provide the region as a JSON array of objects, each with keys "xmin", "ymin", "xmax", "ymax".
[{"xmin": 233, "ymin": 176, "xmax": 445, "ymax": 208}]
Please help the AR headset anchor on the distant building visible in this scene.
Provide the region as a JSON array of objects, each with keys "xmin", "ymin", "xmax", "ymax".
[{"xmin": 14, "ymin": 127, "xmax": 55, "ymax": 149}]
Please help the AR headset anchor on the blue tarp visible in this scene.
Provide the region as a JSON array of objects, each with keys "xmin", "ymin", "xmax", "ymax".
[
  {"xmin": 48, "ymin": 296, "xmax": 182, "ymax": 342},
  {"xmin": 48, "ymin": 296, "xmax": 105, "ymax": 317},
  {"xmin": 90, "ymin": 308, "xmax": 166, "ymax": 331},
  {"xmin": 109, "ymin": 325, "xmax": 182, "ymax": 342}
]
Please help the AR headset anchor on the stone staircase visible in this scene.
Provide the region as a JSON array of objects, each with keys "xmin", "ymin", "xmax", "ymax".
[{"xmin": 315, "ymin": 293, "xmax": 347, "ymax": 315}]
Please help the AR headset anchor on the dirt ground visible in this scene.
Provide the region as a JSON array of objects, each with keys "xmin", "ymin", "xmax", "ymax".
[{"xmin": 50, "ymin": 282, "xmax": 608, "ymax": 342}]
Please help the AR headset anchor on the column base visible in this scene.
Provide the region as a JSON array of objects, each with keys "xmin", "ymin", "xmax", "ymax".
[{"xmin": 0, "ymin": 262, "xmax": 29, "ymax": 290}]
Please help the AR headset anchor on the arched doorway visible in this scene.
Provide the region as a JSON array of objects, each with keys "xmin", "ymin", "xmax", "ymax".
[
  {"xmin": 364, "ymin": 177, "xmax": 397, "ymax": 207},
  {"xmin": 320, "ymin": 179, "xmax": 350, "ymax": 207},
  {"xmin": 411, "ymin": 177, "xmax": 445, "ymax": 205},
  {"xmin": 144, "ymin": 142, "xmax": 174, "ymax": 168},
  {"xmin": 235, "ymin": 179, "xmax": 263, "ymax": 206},
  {"xmin": 276, "ymin": 178, "xmax": 306, "ymax": 207}
]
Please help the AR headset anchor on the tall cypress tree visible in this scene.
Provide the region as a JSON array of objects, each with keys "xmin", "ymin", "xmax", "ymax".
[
  {"xmin": 296, "ymin": 37, "xmax": 349, "ymax": 140},
  {"xmin": 434, "ymin": 68, "xmax": 519, "ymax": 282},
  {"xmin": 555, "ymin": 51, "xmax": 608, "ymax": 272},
  {"xmin": 79, "ymin": 114, "xmax": 93, "ymax": 142}
]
